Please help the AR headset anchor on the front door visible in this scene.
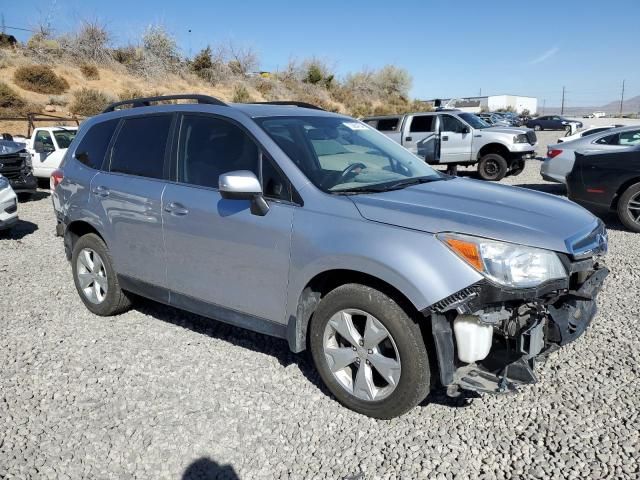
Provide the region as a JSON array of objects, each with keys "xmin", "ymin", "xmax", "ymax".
[
  {"xmin": 32, "ymin": 130, "xmax": 63, "ymax": 178},
  {"xmin": 162, "ymin": 113, "xmax": 295, "ymax": 325},
  {"xmin": 438, "ymin": 114, "xmax": 473, "ymax": 163},
  {"xmin": 92, "ymin": 113, "xmax": 173, "ymax": 290}
]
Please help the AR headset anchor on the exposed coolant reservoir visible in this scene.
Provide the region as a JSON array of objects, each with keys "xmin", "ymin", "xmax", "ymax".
[{"xmin": 453, "ymin": 315, "xmax": 494, "ymax": 363}]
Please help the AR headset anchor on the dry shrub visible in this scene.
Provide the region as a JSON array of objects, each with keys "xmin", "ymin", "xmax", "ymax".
[
  {"xmin": 48, "ymin": 95, "xmax": 68, "ymax": 106},
  {"xmin": 112, "ymin": 46, "xmax": 138, "ymax": 65},
  {"xmin": 79, "ymin": 63, "xmax": 100, "ymax": 80},
  {"xmin": 14, "ymin": 65, "xmax": 69, "ymax": 94},
  {"xmin": 118, "ymin": 88, "xmax": 147, "ymax": 101},
  {"xmin": 0, "ymin": 82, "xmax": 32, "ymax": 115},
  {"xmin": 69, "ymin": 88, "xmax": 111, "ymax": 116},
  {"xmin": 232, "ymin": 84, "xmax": 252, "ymax": 103},
  {"xmin": 72, "ymin": 21, "xmax": 111, "ymax": 63}
]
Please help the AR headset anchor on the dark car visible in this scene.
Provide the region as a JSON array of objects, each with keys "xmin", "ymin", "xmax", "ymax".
[
  {"xmin": 0, "ymin": 140, "xmax": 37, "ymax": 200},
  {"xmin": 567, "ymin": 145, "xmax": 640, "ymax": 232},
  {"xmin": 526, "ymin": 115, "xmax": 583, "ymax": 131}
]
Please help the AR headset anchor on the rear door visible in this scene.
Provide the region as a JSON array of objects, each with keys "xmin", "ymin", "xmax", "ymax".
[
  {"xmin": 438, "ymin": 114, "xmax": 472, "ymax": 163},
  {"xmin": 91, "ymin": 113, "xmax": 173, "ymax": 291},
  {"xmin": 404, "ymin": 115, "xmax": 437, "ymax": 161},
  {"xmin": 162, "ymin": 113, "xmax": 295, "ymax": 325}
]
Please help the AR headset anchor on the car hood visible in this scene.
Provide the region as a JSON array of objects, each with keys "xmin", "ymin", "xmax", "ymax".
[
  {"xmin": 484, "ymin": 126, "xmax": 529, "ymax": 135},
  {"xmin": 350, "ymin": 178, "xmax": 597, "ymax": 253}
]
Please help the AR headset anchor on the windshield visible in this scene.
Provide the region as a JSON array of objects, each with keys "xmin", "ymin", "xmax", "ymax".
[
  {"xmin": 53, "ymin": 129, "xmax": 77, "ymax": 149},
  {"xmin": 256, "ymin": 116, "xmax": 442, "ymax": 193},
  {"xmin": 458, "ymin": 113, "xmax": 490, "ymax": 129}
]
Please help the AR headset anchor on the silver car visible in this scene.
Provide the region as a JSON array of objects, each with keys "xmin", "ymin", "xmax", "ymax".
[
  {"xmin": 541, "ymin": 125, "xmax": 640, "ymax": 184},
  {"xmin": 52, "ymin": 94, "xmax": 608, "ymax": 419}
]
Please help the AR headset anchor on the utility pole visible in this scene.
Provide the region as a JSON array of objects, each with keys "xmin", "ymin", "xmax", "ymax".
[
  {"xmin": 619, "ymin": 79, "xmax": 625, "ymax": 117},
  {"xmin": 479, "ymin": 88, "xmax": 482, "ymax": 97},
  {"xmin": 542, "ymin": 99, "xmax": 546, "ymax": 115},
  {"xmin": 560, "ymin": 86, "xmax": 565, "ymax": 115}
]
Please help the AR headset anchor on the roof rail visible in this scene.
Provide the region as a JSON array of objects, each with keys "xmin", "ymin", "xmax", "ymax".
[
  {"xmin": 102, "ymin": 94, "xmax": 228, "ymax": 113},
  {"xmin": 249, "ymin": 101, "xmax": 325, "ymax": 111}
]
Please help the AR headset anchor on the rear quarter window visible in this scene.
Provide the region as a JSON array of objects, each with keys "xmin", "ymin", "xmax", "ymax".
[{"xmin": 73, "ymin": 119, "xmax": 120, "ymax": 170}]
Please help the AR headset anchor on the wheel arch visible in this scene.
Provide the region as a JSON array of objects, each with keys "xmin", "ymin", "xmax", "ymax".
[
  {"xmin": 64, "ymin": 220, "xmax": 106, "ymax": 260},
  {"xmin": 611, "ymin": 176, "xmax": 640, "ymax": 210},
  {"xmin": 477, "ymin": 142, "xmax": 511, "ymax": 161},
  {"xmin": 287, "ymin": 269, "xmax": 424, "ymax": 354}
]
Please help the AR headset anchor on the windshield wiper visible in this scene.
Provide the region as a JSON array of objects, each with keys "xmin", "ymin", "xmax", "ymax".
[{"xmin": 331, "ymin": 176, "xmax": 444, "ymax": 194}]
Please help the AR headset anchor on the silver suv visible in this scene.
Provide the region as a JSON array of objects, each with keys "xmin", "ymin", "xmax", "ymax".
[{"xmin": 52, "ymin": 95, "xmax": 609, "ymax": 419}]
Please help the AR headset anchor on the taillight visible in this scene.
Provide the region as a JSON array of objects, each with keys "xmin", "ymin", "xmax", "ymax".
[
  {"xmin": 50, "ymin": 169, "xmax": 64, "ymax": 190},
  {"xmin": 547, "ymin": 149, "xmax": 563, "ymax": 159}
]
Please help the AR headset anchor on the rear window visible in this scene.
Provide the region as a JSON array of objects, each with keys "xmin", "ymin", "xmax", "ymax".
[
  {"xmin": 109, "ymin": 115, "xmax": 172, "ymax": 179},
  {"xmin": 376, "ymin": 118, "xmax": 400, "ymax": 131},
  {"xmin": 74, "ymin": 120, "xmax": 119, "ymax": 170}
]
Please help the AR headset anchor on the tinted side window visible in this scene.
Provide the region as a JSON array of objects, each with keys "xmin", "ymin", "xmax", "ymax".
[
  {"xmin": 440, "ymin": 115, "xmax": 464, "ymax": 133},
  {"xmin": 35, "ymin": 130, "xmax": 54, "ymax": 148},
  {"xmin": 410, "ymin": 116, "xmax": 434, "ymax": 132},
  {"xmin": 377, "ymin": 118, "xmax": 400, "ymax": 131},
  {"xmin": 178, "ymin": 115, "xmax": 259, "ymax": 189},
  {"xmin": 581, "ymin": 128, "xmax": 607, "ymax": 137},
  {"xmin": 74, "ymin": 120, "xmax": 119, "ymax": 169},
  {"xmin": 110, "ymin": 115, "xmax": 172, "ymax": 179},
  {"xmin": 595, "ymin": 133, "xmax": 618, "ymax": 145},
  {"xmin": 618, "ymin": 129, "xmax": 640, "ymax": 146},
  {"xmin": 261, "ymin": 156, "xmax": 291, "ymax": 201}
]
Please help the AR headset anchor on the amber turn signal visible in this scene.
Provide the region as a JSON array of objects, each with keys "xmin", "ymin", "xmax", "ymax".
[{"xmin": 444, "ymin": 238, "xmax": 484, "ymax": 271}]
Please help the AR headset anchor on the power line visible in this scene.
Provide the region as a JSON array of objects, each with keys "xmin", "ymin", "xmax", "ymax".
[
  {"xmin": 620, "ymin": 79, "xmax": 625, "ymax": 115},
  {"xmin": 2, "ymin": 25, "xmax": 37, "ymax": 33},
  {"xmin": 561, "ymin": 86, "xmax": 565, "ymax": 115}
]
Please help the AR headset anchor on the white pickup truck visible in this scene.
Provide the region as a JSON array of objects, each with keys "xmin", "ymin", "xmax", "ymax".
[
  {"xmin": 25, "ymin": 127, "xmax": 78, "ymax": 179},
  {"xmin": 362, "ymin": 110, "xmax": 537, "ymax": 181}
]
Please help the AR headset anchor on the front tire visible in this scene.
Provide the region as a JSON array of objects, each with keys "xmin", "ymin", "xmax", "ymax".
[
  {"xmin": 309, "ymin": 284, "xmax": 430, "ymax": 419},
  {"xmin": 72, "ymin": 233, "xmax": 132, "ymax": 316},
  {"xmin": 617, "ymin": 183, "xmax": 640, "ymax": 233},
  {"xmin": 534, "ymin": 124, "xmax": 542, "ymax": 131},
  {"xmin": 478, "ymin": 154, "xmax": 508, "ymax": 181}
]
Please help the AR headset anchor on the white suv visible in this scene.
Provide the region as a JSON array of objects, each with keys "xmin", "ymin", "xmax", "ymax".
[{"xmin": 0, "ymin": 175, "xmax": 18, "ymax": 232}]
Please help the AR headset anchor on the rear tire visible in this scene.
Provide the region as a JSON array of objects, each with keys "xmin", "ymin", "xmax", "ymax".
[
  {"xmin": 71, "ymin": 233, "xmax": 132, "ymax": 316},
  {"xmin": 617, "ymin": 183, "xmax": 640, "ymax": 233},
  {"xmin": 309, "ymin": 284, "xmax": 430, "ymax": 419},
  {"xmin": 478, "ymin": 154, "xmax": 508, "ymax": 181}
]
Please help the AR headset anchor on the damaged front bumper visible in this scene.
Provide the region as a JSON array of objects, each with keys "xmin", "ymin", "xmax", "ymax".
[{"xmin": 428, "ymin": 261, "xmax": 608, "ymax": 397}]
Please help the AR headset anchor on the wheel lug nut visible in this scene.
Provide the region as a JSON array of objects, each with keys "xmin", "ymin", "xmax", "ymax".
[
  {"xmin": 359, "ymin": 340, "xmax": 364, "ymax": 346},
  {"xmin": 352, "ymin": 346, "xmax": 357, "ymax": 351},
  {"xmin": 367, "ymin": 349, "xmax": 373, "ymax": 354}
]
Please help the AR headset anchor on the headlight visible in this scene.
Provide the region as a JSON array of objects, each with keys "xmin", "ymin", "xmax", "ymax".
[
  {"xmin": 438, "ymin": 233, "xmax": 567, "ymax": 288},
  {"xmin": 513, "ymin": 134, "xmax": 529, "ymax": 143}
]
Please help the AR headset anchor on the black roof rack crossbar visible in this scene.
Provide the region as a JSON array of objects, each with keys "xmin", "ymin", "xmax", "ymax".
[
  {"xmin": 249, "ymin": 101, "xmax": 325, "ymax": 111},
  {"xmin": 102, "ymin": 94, "xmax": 228, "ymax": 113}
]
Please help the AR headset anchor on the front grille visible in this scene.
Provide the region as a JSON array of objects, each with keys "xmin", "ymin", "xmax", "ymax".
[
  {"xmin": 0, "ymin": 154, "xmax": 26, "ymax": 180},
  {"xmin": 526, "ymin": 131, "xmax": 537, "ymax": 144}
]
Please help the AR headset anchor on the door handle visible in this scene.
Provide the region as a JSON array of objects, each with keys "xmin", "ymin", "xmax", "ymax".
[
  {"xmin": 92, "ymin": 186, "xmax": 110, "ymax": 197},
  {"xmin": 164, "ymin": 202, "xmax": 189, "ymax": 216},
  {"xmin": 405, "ymin": 136, "xmax": 412, "ymax": 141},
  {"xmin": 442, "ymin": 136, "xmax": 449, "ymax": 141}
]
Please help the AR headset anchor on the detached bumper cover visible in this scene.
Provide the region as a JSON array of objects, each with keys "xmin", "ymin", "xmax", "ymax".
[
  {"xmin": 430, "ymin": 264, "xmax": 609, "ymax": 395},
  {"xmin": 9, "ymin": 173, "xmax": 37, "ymax": 194}
]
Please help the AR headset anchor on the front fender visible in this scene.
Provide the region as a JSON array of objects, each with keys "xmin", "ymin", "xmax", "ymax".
[{"xmin": 285, "ymin": 207, "xmax": 483, "ymax": 350}]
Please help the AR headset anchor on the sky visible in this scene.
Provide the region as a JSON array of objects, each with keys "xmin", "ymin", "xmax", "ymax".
[{"xmin": 2, "ymin": 0, "xmax": 638, "ymax": 107}]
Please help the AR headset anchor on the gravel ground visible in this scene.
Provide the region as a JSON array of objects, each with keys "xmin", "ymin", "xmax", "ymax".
[{"xmin": 1, "ymin": 130, "xmax": 639, "ymax": 479}]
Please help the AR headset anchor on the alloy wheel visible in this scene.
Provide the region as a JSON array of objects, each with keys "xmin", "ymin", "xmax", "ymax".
[
  {"xmin": 323, "ymin": 309, "xmax": 401, "ymax": 401},
  {"xmin": 76, "ymin": 248, "xmax": 108, "ymax": 304},
  {"xmin": 627, "ymin": 192, "xmax": 640, "ymax": 225}
]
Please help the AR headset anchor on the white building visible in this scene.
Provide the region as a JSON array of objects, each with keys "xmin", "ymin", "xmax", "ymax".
[{"xmin": 425, "ymin": 95, "xmax": 538, "ymax": 114}]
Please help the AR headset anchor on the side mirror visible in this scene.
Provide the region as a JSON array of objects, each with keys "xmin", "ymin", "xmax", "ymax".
[
  {"xmin": 461, "ymin": 126, "xmax": 470, "ymax": 134},
  {"xmin": 219, "ymin": 170, "xmax": 269, "ymax": 216},
  {"xmin": 34, "ymin": 141, "xmax": 54, "ymax": 153}
]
